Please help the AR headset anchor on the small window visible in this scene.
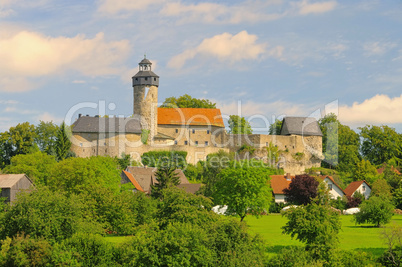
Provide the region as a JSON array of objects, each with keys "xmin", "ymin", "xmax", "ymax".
[
  {"xmin": 328, "ymin": 184, "xmax": 332, "ymax": 190},
  {"xmin": 154, "ymin": 78, "xmax": 156, "ymax": 81},
  {"xmin": 176, "ymin": 129, "xmax": 178, "ymax": 133},
  {"xmin": 145, "ymin": 77, "xmax": 148, "ymax": 81},
  {"xmin": 207, "ymin": 130, "xmax": 210, "ymax": 134},
  {"xmin": 362, "ymin": 186, "xmax": 366, "ymax": 192},
  {"xmin": 192, "ymin": 129, "xmax": 195, "ymax": 134},
  {"xmin": 266, "ymin": 142, "xmax": 268, "ymax": 146},
  {"xmin": 135, "ymin": 78, "xmax": 138, "ymax": 81},
  {"xmin": 195, "ymin": 141, "xmax": 198, "ymax": 145},
  {"xmin": 184, "ymin": 141, "xmax": 188, "ymax": 145},
  {"xmin": 80, "ymin": 143, "xmax": 83, "ymax": 147},
  {"xmin": 205, "ymin": 141, "xmax": 208, "ymax": 146},
  {"xmin": 174, "ymin": 140, "xmax": 178, "ymax": 145}
]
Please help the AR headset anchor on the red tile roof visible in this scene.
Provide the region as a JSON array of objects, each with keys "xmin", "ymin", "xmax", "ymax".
[
  {"xmin": 270, "ymin": 175, "xmax": 293, "ymax": 195},
  {"xmin": 344, "ymin": 180, "xmax": 370, "ymax": 197},
  {"xmin": 158, "ymin": 108, "xmax": 225, "ymax": 127}
]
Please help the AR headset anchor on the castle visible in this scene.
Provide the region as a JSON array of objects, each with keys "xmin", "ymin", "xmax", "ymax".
[{"xmin": 70, "ymin": 57, "xmax": 323, "ymax": 174}]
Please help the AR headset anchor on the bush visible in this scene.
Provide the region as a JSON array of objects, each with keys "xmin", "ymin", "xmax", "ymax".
[
  {"xmin": 269, "ymin": 201, "xmax": 286, "ymax": 213},
  {"xmin": 354, "ymin": 195, "xmax": 394, "ymax": 227},
  {"xmin": 266, "ymin": 246, "xmax": 324, "ymax": 267},
  {"xmin": 330, "ymin": 197, "xmax": 347, "ymax": 211}
]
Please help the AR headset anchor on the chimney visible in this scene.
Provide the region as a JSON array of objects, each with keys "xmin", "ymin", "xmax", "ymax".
[
  {"xmin": 286, "ymin": 173, "xmax": 291, "ymax": 181},
  {"xmin": 78, "ymin": 113, "xmax": 82, "ymax": 118}
]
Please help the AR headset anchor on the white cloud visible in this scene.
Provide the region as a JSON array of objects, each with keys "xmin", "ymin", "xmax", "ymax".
[
  {"xmin": 97, "ymin": 0, "xmax": 164, "ymax": 15},
  {"xmin": 363, "ymin": 41, "xmax": 397, "ymax": 56},
  {"xmin": 0, "ymin": 0, "xmax": 50, "ymax": 17},
  {"xmin": 0, "ymin": 31, "xmax": 130, "ymax": 92},
  {"xmin": 296, "ymin": 0, "xmax": 337, "ymax": 15},
  {"xmin": 36, "ymin": 112, "xmax": 63, "ymax": 124},
  {"xmin": 168, "ymin": 31, "xmax": 271, "ymax": 69},
  {"xmin": 72, "ymin": 80, "xmax": 86, "ymax": 84},
  {"xmin": 160, "ymin": 1, "xmax": 284, "ymax": 24},
  {"xmin": 339, "ymin": 94, "xmax": 402, "ymax": 124}
]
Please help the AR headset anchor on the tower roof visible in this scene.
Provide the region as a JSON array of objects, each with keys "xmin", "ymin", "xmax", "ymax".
[{"xmin": 139, "ymin": 58, "xmax": 152, "ymax": 64}]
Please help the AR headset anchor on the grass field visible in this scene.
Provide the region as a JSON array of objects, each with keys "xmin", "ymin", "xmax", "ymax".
[
  {"xmin": 245, "ymin": 213, "xmax": 402, "ymax": 257},
  {"xmin": 104, "ymin": 214, "xmax": 402, "ymax": 258}
]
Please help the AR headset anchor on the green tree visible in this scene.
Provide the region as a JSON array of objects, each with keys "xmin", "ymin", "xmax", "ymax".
[
  {"xmin": 3, "ymin": 151, "xmax": 57, "ymax": 186},
  {"xmin": 371, "ymin": 178, "xmax": 392, "ymax": 200},
  {"xmin": 269, "ymin": 119, "xmax": 283, "ymax": 135},
  {"xmin": 352, "ymin": 159, "xmax": 378, "ymax": 183},
  {"xmin": 214, "ymin": 161, "xmax": 273, "ymax": 221},
  {"xmin": 0, "ymin": 122, "xmax": 38, "ymax": 166},
  {"xmin": 55, "ymin": 122, "xmax": 72, "ymax": 161},
  {"xmin": 228, "ymin": 115, "xmax": 252, "ymax": 134},
  {"xmin": 160, "ymin": 94, "xmax": 216, "ymax": 108},
  {"xmin": 35, "ymin": 121, "xmax": 59, "ymax": 155},
  {"xmin": 0, "ymin": 187, "xmax": 102, "ymax": 242},
  {"xmin": 151, "ymin": 166, "xmax": 181, "ymax": 199},
  {"xmin": 282, "ymin": 203, "xmax": 341, "ymax": 259},
  {"xmin": 354, "ymin": 196, "xmax": 394, "ymax": 227},
  {"xmin": 359, "ymin": 125, "xmax": 402, "ymax": 166}
]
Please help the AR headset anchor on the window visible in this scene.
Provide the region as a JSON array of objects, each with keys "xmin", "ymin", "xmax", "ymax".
[
  {"xmin": 205, "ymin": 141, "xmax": 209, "ymax": 146},
  {"xmin": 154, "ymin": 78, "xmax": 156, "ymax": 81},
  {"xmin": 135, "ymin": 78, "xmax": 138, "ymax": 81},
  {"xmin": 80, "ymin": 143, "xmax": 83, "ymax": 147},
  {"xmin": 195, "ymin": 141, "xmax": 198, "ymax": 145},
  {"xmin": 266, "ymin": 142, "xmax": 268, "ymax": 146},
  {"xmin": 174, "ymin": 140, "xmax": 178, "ymax": 145},
  {"xmin": 207, "ymin": 130, "xmax": 210, "ymax": 134},
  {"xmin": 192, "ymin": 129, "xmax": 195, "ymax": 134},
  {"xmin": 362, "ymin": 185, "xmax": 366, "ymax": 192},
  {"xmin": 176, "ymin": 129, "xmax": 178, "ymax": 133},
  {"xmin": 145, "ymin": 77, "xmax": 148, "ymax": 81},
  {"xmin": 328, "ymin": 184, "xmax": 332, "ymax": 190},
  {"xmin": 184, "ymin": 141, "xmax": 188, "ymax": 145}
]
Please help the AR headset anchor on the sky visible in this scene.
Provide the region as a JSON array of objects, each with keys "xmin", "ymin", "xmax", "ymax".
[{"xmin": 1, "ymin": 0, "xmax": 402, "ymax": 134}]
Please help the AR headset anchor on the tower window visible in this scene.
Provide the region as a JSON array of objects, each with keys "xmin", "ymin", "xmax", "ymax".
[
  {"xmin": 145, "ymin": 77, "xmax": 148, "ymax": 81},
  {"xmin": 192, "ymin": 129, "xmax": 195, "ymax": 134},
  {"xmin": 154, "ymin": 78, "xmax": 156, "ymax": 81},
  {"xmin": 176, "ymin": 129, "xmax": 178, "ymax": 133},
  {"xmin": 135, "ymin": 78, "xmax": 138, "ymax": 81}
]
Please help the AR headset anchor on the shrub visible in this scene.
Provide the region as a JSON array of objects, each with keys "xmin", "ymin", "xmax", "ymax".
[{"xmin": 141, "ymin": 151, "xmax": 187, "ymax": 168}]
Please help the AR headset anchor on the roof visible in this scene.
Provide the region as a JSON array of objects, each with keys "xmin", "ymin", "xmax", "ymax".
[
  {"xmin": 280, "ymin": 117, "xmax": 322, "ymax": 136},
  {"xmin": 133, "ymin": 70, "xmax": 159, "ymax": 78},
  {"xmin": 0, "ymin": 174, "xmax": 32, "ymax": 188},
  {"xmin": 158, "ymin": 108, "xmax": 225, "ymax": 127},
  {"xmin": 319, "ymin": 175, "xmax": 345, "ymax": 195},
  {"xmin": 124, "ymin": 167, "xmax": 191, "ymax": 193},
  {"xmin": 344, "ymin": 180, "xmax": 370, "ymax": 197},
  {"xmin": 139, "ymin": 58, "xmax": 152, "ymax": 64},
  {"xmin": 270, "ymin": 175, "xmax": 293, "ymax": 195},
  {"xmin": 72, "ymin": 116, "xmax": 141, "ymax": 134},
  {"xmin": 122, "ymin": 170, "xmax": 144, "ymax": 192},
  {"xmin": 177, "ymin": 183, "xmax": 202, "ymax": 194}
]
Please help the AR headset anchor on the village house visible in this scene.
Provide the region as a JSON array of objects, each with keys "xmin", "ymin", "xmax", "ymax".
[
  {"xmin": 344, "ymin": 180, "xmax": 371, "ymax": 199},
  {"xmin": 0, "ymin": 174, "xmax": 34, "ymax": 203},
  {"xmin": 121, "ymin": 166, "xmax": 201, "ymax": 194}
]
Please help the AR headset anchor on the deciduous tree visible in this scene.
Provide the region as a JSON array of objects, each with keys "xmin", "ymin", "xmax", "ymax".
[
  {"xmin": 214, "ymin": 161, "xmax": 273, "ymax": 221},
  {"xmin": 160, "ymin": 94, "xmax": 216, "ymax": 109},
  {"xmin": 228, "ymin": 115, "xmax": 252, "ymax": 134},
  {"xmin": 283, "ymin": 174, "xmax": 319, "ymax": 205},
  {"xmin": 269, "ymin": 119, "xmax": 282, "ymax": 135},
  {"xmin": 354, "ymin": 196, "xmax": 394, "ymax": 227}
]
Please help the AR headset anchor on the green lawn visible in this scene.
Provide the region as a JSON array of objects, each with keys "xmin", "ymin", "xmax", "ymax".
[{"xmin": 245, "ymin": 213, "xmax": 402, "ymax": 257}]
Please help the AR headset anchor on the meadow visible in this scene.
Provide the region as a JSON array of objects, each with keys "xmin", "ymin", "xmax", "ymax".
[{"xmin": 245, "ymin": 213, "xmax": 402, "ymax": 257}]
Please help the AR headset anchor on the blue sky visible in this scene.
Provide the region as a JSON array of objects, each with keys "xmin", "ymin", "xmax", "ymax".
[{"xmin": 1, "ymin": 0, "xmax": 402, "ymax": 133}]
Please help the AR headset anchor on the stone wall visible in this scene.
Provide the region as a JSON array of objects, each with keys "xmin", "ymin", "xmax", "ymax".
[{"xmin": 133, "ymin": 85, "xmax": 158, "ymax": 141}]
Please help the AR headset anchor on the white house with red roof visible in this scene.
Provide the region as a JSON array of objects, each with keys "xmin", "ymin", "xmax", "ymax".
[
  {"xmin": 344, "ymin": 180, "xmax": 371, "ymax": 199},
  {"xmin": 319, "ymin": 175, "xmax": 346, "ymax": 199}
]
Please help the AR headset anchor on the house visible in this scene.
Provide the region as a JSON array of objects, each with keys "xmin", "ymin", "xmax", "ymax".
[
  {"xmin": 0, "ymin": 174, "xmax": 34, "ymax": 203},
  {"xmin": 121, "ymin": 166, "xmax": 201, "ymax": 194},
  {"xmin": 270, "ymin": 174, "xmax": 293, "ymax": 203},
  {"xmin": 377, "ymin": 166, "xmax": 401, "ymax": 175},
  {"xmin": 344, "ymin": 180, "xmax": 371, "ymax": 199},
  {"xmin": 319, "ymin": 175, "xmax": 346, "ymax": 199}
]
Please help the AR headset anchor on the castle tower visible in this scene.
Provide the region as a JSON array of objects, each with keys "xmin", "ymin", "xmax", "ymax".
[{"xmin": 132, "ymin": 56, "xmax": 159, "ymax": 142}]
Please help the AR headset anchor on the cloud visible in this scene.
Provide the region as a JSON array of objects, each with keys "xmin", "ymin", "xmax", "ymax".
[
  {"xmin": 0, "ymin": 0, "xmax": 50, "ymax": 17},
  {"xmin": 160, "ymin": 1, "xmax": 284, "ymax": 24},
  {"xmin": 339, "ymin": 94, "xmax": 402, "ymax": 125},
  {"xmin": 168, "ymin": 31, "xmax": 272, "ymax": 69},
  {"xmin": 36, "ymin": 112, "xmax": 63, "ymax": 124},
  {"xmin": 97, "ymin": 0, "xmax": 164, "ymax": 15},
  {"xmin": 296, "ymin": 0, "xmax": 337, "ymax": 15},
  {"xmin": 363, "ymin": 41, "xmax": 397, "ymax": 56},
  {"xmin": 0, "ymin": 31, "xmax": 130, "ymax": 92}
]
